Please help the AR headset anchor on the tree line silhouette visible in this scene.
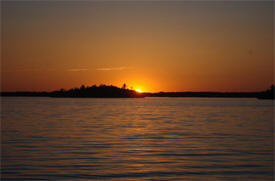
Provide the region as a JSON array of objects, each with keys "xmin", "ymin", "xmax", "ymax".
[
  {"xmin": 0, "ymin": 84, "xmax": 145, "ymax": 98},
  {"xmin": 51, "ymin": 84, "xmax": 145, "ymax": 98},
  {"xmin": 1, "ymin": 84, "xmax": 274, "ymax": 99}
]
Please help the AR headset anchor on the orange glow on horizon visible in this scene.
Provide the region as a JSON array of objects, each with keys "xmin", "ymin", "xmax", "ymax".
[
  {"xmin": 1, "ymin": 1, "xmax": 273, "ymax": 92},
  {"xmin": 136, "ymin": 89, "xmax": 142, "ymax": 93}
]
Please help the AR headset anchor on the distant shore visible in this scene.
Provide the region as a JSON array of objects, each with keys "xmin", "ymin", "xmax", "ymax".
[{"xmin": 1, "ymin": 85, "xmax": 274, "ymax": 99}]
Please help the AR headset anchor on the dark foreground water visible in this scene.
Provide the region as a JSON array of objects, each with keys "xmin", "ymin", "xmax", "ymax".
[{"xmin": 1, "ymin": 97, "xmax": 274, "ymax": 180}]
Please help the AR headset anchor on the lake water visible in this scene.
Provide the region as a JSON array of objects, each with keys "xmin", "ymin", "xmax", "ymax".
[{"xmin": 1, "ymin": 97, "xmax": 274, "ymax": 180}]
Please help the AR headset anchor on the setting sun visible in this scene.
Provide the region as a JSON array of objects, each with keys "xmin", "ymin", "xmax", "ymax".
[{"xmin": 1, "ymin": 1, "xmax": 274, "ymax": 181}]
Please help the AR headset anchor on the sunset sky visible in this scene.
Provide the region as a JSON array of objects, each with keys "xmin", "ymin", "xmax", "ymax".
[{"xmin": 1, "ymin": 1, "xmax": 273, "ymax": 92}]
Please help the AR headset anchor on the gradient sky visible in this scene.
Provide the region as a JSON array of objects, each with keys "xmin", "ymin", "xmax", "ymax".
[{"xmin": 1, "ymin": 1, "xmax": 273, "ymax": 92}]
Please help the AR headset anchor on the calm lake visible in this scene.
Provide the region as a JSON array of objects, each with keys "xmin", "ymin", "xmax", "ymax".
[{"xmin": 1, "ymin": 97, "xmax": 274, "ymax": 180}]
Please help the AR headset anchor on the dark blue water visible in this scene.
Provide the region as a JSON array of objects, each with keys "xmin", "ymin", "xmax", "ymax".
[{"xmin": 1, "ymin": 97, "xmax": 274, "ymax": 180}]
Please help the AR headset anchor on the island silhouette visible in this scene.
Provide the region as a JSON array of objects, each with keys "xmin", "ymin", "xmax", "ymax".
[
  {"xmin": 1, "ymin": 84, "xmax": 274, "ymax": 99},
  {"xmin": 0, "ymin": 84, "xmax": 145, "ymax": 98}
]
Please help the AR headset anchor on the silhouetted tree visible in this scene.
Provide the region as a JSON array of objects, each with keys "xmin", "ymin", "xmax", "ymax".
[
  {"xmin": 80, "ymin": 85, "xmax": 85, "ymax": 90},
  {"xmin": 122, "ymin": 83, "xmax": 127, "ymax": 90},
  {"xmin": 270, "ymin": 85, "xmax": 274, "ymax": 91}
]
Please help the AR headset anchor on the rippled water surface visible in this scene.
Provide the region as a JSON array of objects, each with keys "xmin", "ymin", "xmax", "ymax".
[{"xmin": 1, "ymin": 97, "xmax": 274, "ymax": 180}]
